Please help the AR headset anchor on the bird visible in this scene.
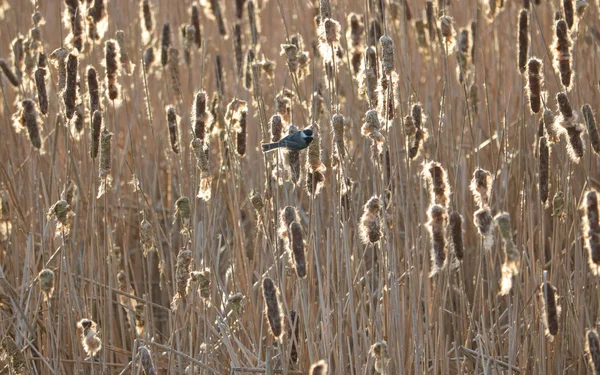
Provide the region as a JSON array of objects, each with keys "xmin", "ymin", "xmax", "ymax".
[{"xmin": 261, "ymin": 128, "xmax": 314, "ymax": 152}]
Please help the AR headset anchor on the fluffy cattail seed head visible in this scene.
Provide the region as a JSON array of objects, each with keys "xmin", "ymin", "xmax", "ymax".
[
  {"xmin": 97, "ymin": 128, "xmax": 113, "ymax": 198},
  {"xmin": 1, "ymin": 336, "xmax": 26, "ymax": 374},
  {"xmin": 105, "ymin": 40, "xmax": 120, "ymax": 100},
  {"xmin": 38, "ymin": 268, "xmax": 55, "ymax": 302},
  {"xmin": 541, "ymin": 281, "xmax": 560, "ymax": 336},
  {"xmin": 448, "ymin": 211, "xmax": 464, "ymax": 260},
  {"xmin": 76, "ymin": 319, "xmax": 102, "ymax": 357},
  {"xmin": 13, "ymin": 99, "xmax": 42, "ymax": 149},
  {"xmin": 171, "ymin": 248, "xmax": 193, "ymax": 310},
  {"xmin": 495, "ymin": 212, "xmax": 520, "ymax": 295},
  {"xmin": 543, "ymin": 109, "xmax": 559, "ymax": 142},
  {"xmin": 379, "ymin": 35, "xmax": 395, "ymax": 75},
  {"xmin": 192, "ymin": 91, "xmax": 211, "ymax": 143},
  {"xmin": 526, "ymin": 58, "xmax": 543, "ymax": 114},
  {"xmin": 584, "ymin": 191, "xmax": 600, "ymax": 275},
  {"xmin": 470, "ymin": 168, "xmax": 493, "ymax": 207},
  {"xmin": 166, "ymin": 106, "xmax": 179, "ymax": 154},
  {"xmin": 262, "ymin": 277, "xmax": 283, "ymax": 338},
  {"xmin": 474, "ymin": 207, "xmax": 494, "ymax": 250},
  {"xmin": 370, "ymin": 341, "xmax": 390, "ymax": 374},
  {"xmin": 269, "ymin": 114, "xmax": 283, "ymax": 143},
  {"xmin": 360, "ymin": 196, "xmax": 383, "ymax": 244},
  {"xmin": 553, "ymin": 20, "xmax": 572, "ymax": 90},
  {"xmin": 309, "ymin": 360, "xmax": 328, "ymax": 375},
  {"xmin": 582, "ymin": 104, "xmax": 600, "ymax": 154},
  {"xmin": 290, "ymin": 221, "xmax": 307, "ymax": 278},
  {"xmin": 0, "ymin": 59, "xmax": 20, "ymax": 87},
  {"xmin": 423, "ymin": 161, "xmax": 451, "ymax": 208},
  {"xmin": 249, "ymin": 190, "xmax": 264, "ymax": 212},
  {"xmin": 427, "ymin": 204, "xmax": 448, "ymax": 276},
  {"xmin": 332, "ymin": 114, "xmax": 345, "ymax": 167},
  {"xmin": 586, "ymin": 330, "xmax": 600, "ymax": 374}
]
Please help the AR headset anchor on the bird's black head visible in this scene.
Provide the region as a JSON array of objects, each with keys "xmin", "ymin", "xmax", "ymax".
[{"xmin": 301, "ymin": 129, "xmax": 314, "ymax": 144}]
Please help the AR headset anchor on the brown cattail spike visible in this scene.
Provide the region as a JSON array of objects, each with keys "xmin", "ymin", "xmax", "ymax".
[
  {"xmin": 541, "ymin": 281, "xmax": 560, "ymax": 336},
  {"xmin": 582, "ymin": 104, "xmax": 600, "ymax": 154},
  {"xmin": 518, "ymin": 10, "xmax": 529, "ymax": 74},
  {"xmin": 105, "ymin": 40, "xmax": 120, "ymax": 100},
  {"xmin": 360, "ymin": 196, "xmax": 383, "ymax": 244},
  {"xmin": 91, "ymin": 111, "xmax": 102, "ymax": 158},
  {"xmin": 527, "ymin": 58, "xmax": 543, "ymax": 114},
  {"xmin": 161, "ymin": 22, "xmax": 171, "ymax": 67},
  {"xmin": 166, "ymin": 107, "xmax": 179, "ymax": 154},
  {"xmin": 379, "ymin": 35, "xmax": 394, "ymax": 75},
  {"xmin": 13, "ymin": 99, "xmax": 42, "ymax": 149},
  {"xmin": 448, "ymin": 211, "xmax": 464, "ymax": 260},
  {"xmin": 423, "ymin": 161, "xmax": 451, "ymax": 208},
  {"xmin": 87, "ymin": 66, "xmax": 101, "ymax": 114},
  {"xmin": 586, "ymin": 330, "xmax": 600, "ymax": 374},
  {"xmin": 470, "ymin": 168, "xmax": 493, "ymax": 207},
  {"xmin": 553, "ymin": 20, "xmax": 572, "ymax": 90},
  {"xmin": 584, "ymin": 191, "xmax": 600, "ymax": 275},
  {"xmin": 35, "ymin": 56, "xmax": 48, "ymax": 115},
  {"xmin": 427, "ymin": 204, "xmax": 448, "ymax": 276},
  {"xmin": 564, "ymin": 0, "xmax": 574, "ymax": 29},
  {"xmin": 64, "ymin": 0, "xmax": 83, "ymax": 52},
  {"xmin": 63, "ymin": 54, "xmax": 78, "ymax": 119},
  {"xmin": 539, "ymin": 136, "xmax": 550, "ymax": 204},
  {"xmin": 270, "ymin": 114, "xmax": 283, "ymax": 143},
  {"xmin": 191, "ymin": 5, "xmax": 201, "ymax": 48},
  {"xmin": 262, "ymin": 277, "xmax": 283, "ymax": 339},
  {"xmin": 290, "ymin": 221, "xmax": 307, "ymax": 278},
  {"xmin": 474, "ymin": 207, "xmax": 494, "ymax": 250}
]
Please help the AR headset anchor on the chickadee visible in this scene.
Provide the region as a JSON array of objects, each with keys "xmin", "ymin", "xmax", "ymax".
[{"xmin": 261, "ymin": 128, "xmax": 314, "ymax": 152}]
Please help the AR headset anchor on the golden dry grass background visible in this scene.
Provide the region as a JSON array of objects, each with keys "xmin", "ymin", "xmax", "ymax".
[{"xmin": 1, "ymin": 0, "xmax": 600, "ymax": 374}]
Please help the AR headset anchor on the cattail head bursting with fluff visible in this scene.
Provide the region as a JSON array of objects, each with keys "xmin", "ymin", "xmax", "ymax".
[
  {"xmin": 422, "ymin": 161, "xmax": 451, "ymax": 208},
  {"xmin": 583, "ymin": 191, "xmax": 600, "ymax": 275},
  {"xmin": 318, "ymin": 17, "xmax": 341, "ymax": 64},
  {"xmin": 262, "ymin": 277, "xmax": 284, "ymax": 339},
  {"xmin": 306, "ymin": 123, "xmax": 326, "ymax": 196},
  {"xmin": 540, "ymin": 281, "xmax": 560, "ymax": 337},
  {"xmin": 166, "ymin": 106, "xmax": 179, "ymax": 154},
  {"xmin": 361, "ymin": 109, "xmax": 385, "ymax": 156},
  {"xmin": 290, "ymin": 221, "xmax": 307, "ymax": 278},
  {"xmin": 555, "ymin": 92, "xmax": 585, "ymax": 162},
  {"xmin": 64, "ymin": 0, "xmax": 83, "ymax": 52},
  {"xmin": 586, "ymin": 329, "xmax": 600, "ymax": 374},
  {"xmin": 543, "ymin": 109, "xmax": 559, "ymax": 142},
  {"xmin": 140, "ymin": 215, "xmax": 157, "ymax": 256},
  {"xmin": 35, "ymin": 54, "xmax": 48, "ymax": 115},
  {"xmin": 140, "ymin": 0, "xmax": 154, "ymax": 44},
  {"xmin": 360, "ymin": 196, "xmax": 383, "ymax": 245},
  {"xmin": 171, "ymin": 248, "xmax": 192, "ymax": 310},
  {"xmin": 38, "ymin": 268, "xmax": 55, "ymax": 302},
  {"xmin": 470, "ymin": 168, "xmax": 493, "ymax": 207},
  {"xmin": 12, "ymin": 99, "xmax": 42, "ymax": 149},
  {"xmin": 191, "ymin": 268, "xmax": 211, "ymax": 300},
  {"xmin": 370, "ymin": 341, "xmax": 390, "ymax": 374},
  {"xmin": 426, "ymin": 204, "xmax": 448, "ymax": 276},
  {"xmin": 455, "ymin": 28, "xmax": 471, "ymax": 83},
  {"xmin": 332, "ymin": 114, "xmax": 346, "ymax": 168},
  {"xmin": 526, "ymin": 58, "xmax": 543, "ymax": 114},
  {"xmin": 495, "ymin": 212, "xmax": 520, "ymax": 295},
  {"xmin": 278, "ymin": 206, "xmax": 298, "ymax": 243},
  {"xmin": 270, "ymin": 114, "xmax": 283, "ymax": 143},
  {"xmin": 192, "ymin": 91, "xmax": 212, "ymax": 143},
  {"xmin": 309, "ymin": 360, "xmax": 328, "ymax": 375},
  {"xmin": 474, "ymin": 206, "xmax": 494, "ymax": 251},
  {"xmin": 191, "ymin": 139, "xmax": 212, "ymax": 201},
  {"xmin": 47, "ymin": 200, "xmax": 74, "ymax": 237},
  {"xmin": 87, "ymin": 66, "xmax": 101, "ymax": 114},
  {"xmin": 439, "ymin": 16, "xmax": 456, "ymax": 50},
  {"xmin": 379, "ymin": 35, "xmax": 395, "ymax": 75},
  {"xmin": 582, "ymin": 104, "xmax": 600, "ymax": 155},
  {"xmin": 448, "ymin": 211, "xmax": 464, "ymax": 260},
  {"xmin": 49, "ymin": 47, "xmax": 69, "ymax": 92},
  {"xmin": 76, "ymin": 319, "xmax": 102, "ymax": 358},
  {"xmin": 347, "ymin": 13, "xmax": 365, "ymax": 74},
  {"xmin": 104, "ymin": 39, "xmax": 120, "ymax": 101},
  {"xmin": 97, "ymin": 128, "xmax": 113, "ymax": 198},
  {"xmin": 553, "ymin": 20, "xmax": 572, "ymax": 90}
]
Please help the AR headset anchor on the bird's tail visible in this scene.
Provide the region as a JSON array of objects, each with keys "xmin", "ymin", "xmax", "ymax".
[{"xmin": 261, "ymin": 142, "xmax": 280, "ymax": 152}]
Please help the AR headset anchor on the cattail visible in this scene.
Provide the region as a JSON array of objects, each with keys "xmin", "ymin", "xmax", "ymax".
[
  {"xmin": 425, "ymin": 1, "xmax": 436, "ymax": 43},
  {"xmin": 12, "ymin": 99, "xmax": 42, "ymax": 149},
  {"xmin": 379, "ymin": 35, "xmax": 395, "ymax": 75},
  {"xmin": 233, "ymin": 24, "xmax": 243, "ymax": 77},
  {"xmin": 168, "ymin": 47, "xmax": 181, "ymax": 97},
  {"xmin": 0, "ymin": 59, "xmax": 20, "ymax": 87},
  {"xmin": 165, "ymin": 106, "xmax": 179, "ymax": 154},
  {"xmin": 1, "ymin": 336, "xmax": 26, "ymax": 374},
  {"xmin": 235, "ymin": 108, "xmax": 247, "ymax": 157},
  {"xmin": 495, "ymin": 212, "xmax": 520, "ymax": 295},
  {"xmin": 63, "ymin": 54, "xmax": 78, "ymax": 119},
  {"xmin": 188, "ymin": 6, "xmax": 201, "ymax": 49},
  {"xmin": 141, "ymin": 0, "xmax": 154, "ymax": 44},
  {"xmin": 249, "ymin": 190, "xmax": 264, "ymax": 213},
  {"xmin": 289, "ymin": 310, "xmax": 299, "ymax": 364},
  {"xmin": 235, "ymin": 0, "xmax": 246, "ymax": 18},
  {"xmin": 439, "ymin": 16, "xmax": 456, "ymax": 51},
  {"xmin": 541, "ymin": 281, "xmax": 560, "ymax": 336},
  {"xmin": 115, "ymin": 30, "xmax": 134, "ymax": 75},
  {"xmin": 518, "ymin": 10, "xmax": 529, "ymax": 74},
  {"xmin": 539, "ymin": 136, "xmax": 550, "ymax": 204},
  {"xmin": 86, "ymin": 0, "xmax": 108, "ymax": 41},
  {"xmin": 49, "ymin": 48, "xmax": 69, "ymax": 93},
  {"xmin": 469, "ymin": 83, "xmax": 478, "ymax": 115},
  {"xmin": 278, "ymin": 206, "xmax": 298, "ymax": 242},
  {"xmin": 191, "ymin": 269, "xmax": 211, "ymax": 300},
  {"xmin": 203, "ymin": 0, "xmax": 227, "ymax": 36},
  {"xmin": 97, "ymin": 128, "xmax": 113, "ymax": 199},
  {"xmin": 175, "ymin": 196, "xmax": 192, "ymax": 233},
  {"xmin": 474, "ymin": 207, "xmax": 494, "ymax": 250},
  {"xmin": 526, "ymin": 58, "xmax": 543, "ymax": 114},
  {"xmin": 415, "ymin": 20, "xmax": 429, "ymax": 53},
  {"xmin": 270, "ymin": 114, "xmax": 283, "ymax": 143},
  {"xmin": 360, "ymin": 196, "xmax": 383, "ymax": 244},
  {"xmin": 105, "ymin": 40, "xmax": 120, "ymax": 100},
  {"xmin": 91, "ymin": 110, "xmax": 102, "ymax": 158},
  {"xmin": 192, "ymin": 91, "xmax": 211, "ymax": 143},
  {"xmin": 318, "ymin": 17, "xmax": 342, "ymax": 64},
  {"xmin": 87, "ymin": 66, "xmax": 101, "ymax": 114},
  {"xmin": 347, "ymin": 13, "xmax": 365, "ymax": 75},
  {"xmin": 140, "ymin": 215, "xmax": 157, "ymax": 256},
  {"xmin": 361, "ymin": 109, "xmax": 385, "ymax": 155},
  {"xmin": 370, "ymin": 341, "xmax": 390, "ymax": 374},
  {"xmin": 275, "ymin": 91, "xmax": 293, "ymax": 122},
  {"xmin": 47, "ymin": 200, "xmax": 74, "ymax": 236},
  {"xmin": 586, "ymin": 330, "xmax": 600, "ymax": 374},
  {"xmin": 76, "ymin": 319, "xmax": 102, "ymax": 357},
  {"xmin": 448, "ymin": 211, "xmax": 464, "ymax": 260},
  {"xmin": 470, "ymin": 168, "xmax": 493, "ymax": 207},
  {"xmin": 309, "ymin": 360, "xmax": 328, "ymax": 375},
  {"xmin": 38, "ymin": 268, "xmax": 55, "ymax": 302},
  {"xmin": 471, "ymin": 20, "xmax": 478, "ymax": 63},
  {"xmin": 306, "ymin": 124, "xmax": 326, "ymax": 195},
  {"xmin": 215, "ymin": 54, "xmax": 224, "ymax": 97},
  {"xmin": 423, "ymin": 161, "xmax": 451, "ymax": 208},
  {"xmin": 584, "ymin": 191, "xmax": 600, "ymax": 275},
  {"xmin": 248, "ymin": 0, "xmax": 259, "ymax": 45},
  {"xmin": 227, "ymin": 292, "xmax": 244, "ymax": 316},
  {"xmin": 161, "ymin": 22, "xmax": 171, "ymax": 67},
  {"xmin": 555, "ymin": 92, "xmax": 584, "ymax": 161},
  {"xmin": 427, "ymin": 205, "xmax": 448, "ymax": 276},
  {"xmin": 332, "ymin": 114, "xmax": 345, "ymax": 168},
  {"xmin": 34, "ymin": 57, "xmax": 48, "ymax": 115},
  {"xmin": 139, "ymin": 346, "xmax": 157, "ymax": 375},
  {"xmin": 290, "ymin": 221, "xmax": 307, "ymax": 278},
  {"xmin": 543, "ymin": 109, "xmax": 559, "ymax": 142},
  {"xmin": 564, "ymin": 0, "xmax": 574, "ymax": 29},
  {"xmin": 61, "ymin": 179, "xmax": 78, "ymax": 206},
  {"xmin": 390, "ymin": 0, "xmax": 412, "ymax": 22},
  {"xmin": 262, "ymin": 277, "xmax": 283, "ymax": 339},
  {"xmin": 320, "ymin": 0, "xmax": 331, "ymax": 18},
  {"xmin": 244, "ymin": 48, "xmax": 255, "ymax": 90},
  {"xmin": 582, "ymin": 104, "xmax": 600, "ymax": 154},
  {"xmin": 144, "ymin": 47, "xmax": 155, "ymax": 68},
  {"xmin": 455, "ymin": 28, "xmax": 470, "ymax": 83},
  {"xmin": 191, "ymin": 139, "xmax": 212, "ymax": 201},
  {"xmin": 64, "ymin": 0, "xmax": 83, "ymax": 52},
  {"xmin": 171, "ymin": 248, "xmax": 192, "ymax": 310},
  {"xmin": 553, "ymin": 20, "xmax": 572, "ymax": 90}
]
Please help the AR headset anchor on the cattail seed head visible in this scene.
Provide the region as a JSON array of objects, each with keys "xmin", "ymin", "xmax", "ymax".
[
  {"xmin": 290, "ymin": 221, "xmax": 307, "ymax": 278},
  {"xmin": 309, "ymin": 360, "xmax": 328, "ymax": 375},
  {"xmin": 141, "ymin": 0, "xmax": 154, "ymax": 43},
  {"xmin": 64, "ymin": 0, "xmax": 83, "ymax": 52},
  {"xmin": 361, "ymin": 109, "xmax": 385, "ymax": 155},
  {"xmin": 586, "ymin": 330, "xmax": 600, "ymax": 374},
  {"xmin": 171, "ymin": 248, "xmax": 192, "ymax": 310},
  {"xmin": 0, "ymin": 59, "xmax": 21, "ymax": 87},
  {"xmin": 47, "ymin": 200, "xmax": 73, "ymax": 237},
  {"xmin": 166, "ymin": 106, "xmax": 179, "ymax": 154},
  {"xmin": 474, "ymin": 207, "xmax": 494, "ymax": 250},
  {"xmin": 168, "ymin": 47, "xmax": 181, "ymax": 97},
  {"xmin": 584, "ymin": 191, "xmax": 600, "ymax": 275},
  {"xmin": 518, "ymin": 10, "xmax": 529, "ymax": 74},
  {"xmin": 192, "ymin": 140, "xmax": 212, "ymax": 201},
  {"xmin": 248, "ymin": 0, "xmax": 259, "ymax": 45},
  {"xmin": 105, "ymin": 40, "xmax": 120, "ymax": 100},
  {"xmin": 422, "ymin": 161, "xmax": 451, "ymax": 208},
  {"xmin": 318, "ymin": 18, "xmax": 341, "ymax": 63},
  {"xmin": 370, "ymin": 341, "xmax": 390, "ymax": 374},
  {"xmin": 449, "ymin": 211, "xmax": 464, "ymax": 260},
  {"xmin": 425, "ymin": 1, "xmax": 436, "ymax": 42},
  {"xmin": 495, "ymin": 212, "xmax": 520, "ymax": 295},
  {"xmin": 278, "ymin": 206, "xmax": 298, "ymax": 242},
  {"xmin": 140, "ymin": 216, "xmax": 157, "ymax": 256},
  {"xmin": 283, "ymin": 125, "xmax": 301, "ymax": 183},
  {"xmin": 63, "ymin": 54, "xmax": 78, "ymax": 119},
  {"xmin": 249, "ymin": 190, "xmax": 264, "ymax": 212},
  {"xmin": 526, "ymin": 58, "xmax": 543, "ymax": 114},
  {"xmin": 38, "ymin": 268, "xmax": 55, "ymax": 302},
  {"xmin": 50, "ymin": 47, "xmax": 69, "ymax": 92},
  {"xmin": 360, "ymin": 196, "xmax": 383, "ymax": 244},
  {"xmin": 427, "ymin": 204, "xmax": 448, "ymax": 276},
  {"xmin": 191, "ymin": 269, "xmax": 211, "ymax": 300},
  {"xmin": 139, "ymin": 346, "xmax": 157, "ymax": 375},
  {"xmin": 582, "ymin": 104, "xmax": 600, "ymax": 154},
  {"xmin": 235, "ymin": 0, "xmax": 246, "ymax": 19},
  {"xmin": 161, "ymin": 22, "xmax": 171, "ymax": 67},
  {"xmin": 87, "ymin": 66, "xmax": 101, "ymax": 114},
  {"xmin": 144, "ymin": 47, "xmax": 155, "ymax": 68},
  {"xmin": 97, "ymin": 128, "xmax": 113, "ymax": 197},
  {"xmin": 13, "ymin": 99, "xmax": 42, "ymax": 149},
  {"xmin": 269, "ymin": 114, "xmax": 283, "ymax": 143},
  {"xmin": 553, "ymin": 20, "xmax": 572, "ymax": 90},
  {"xmin": 564, "ymin": 0, "xmax": 574, "ymax": 29},
  {"xmin": 262, "ymin": 277, "xmax": 283, "ymax": 339},
  {"xmin": 379, "ymin": 35, "xmax": 395, "ymax": 75},
  {"xmin": 192, "ymin": 91, "xmax": 211, "ymax": 143},
  {"xmin": 236, "ymin": 107, "xmax": 248, "ymax": 157},
  {"xmin": 191, "ymin": 5, "xmax": 202, "ymax": 48},
  {"xmin": 175, "ymin": 196, "xmax": 191, "ymax": 226},
  {"xmin": 555, "ymin": 92, "xmax": 585, "ymax": 162},
  {"xmin": 540, "ymin": 281, "xmax": 560, "ymax": 336},
  {"xmin": 319, "ymin": 0, "xmax": 331, "ymax": 18},
  {"xmin": 115, "ymin": 30, "xmax": 134, "ymax": 75},
  {"xmin": 76, "ymin": 319, "xmax": 102, "ymax": 357},
  {"xmin": 227, "ymin": 292, "xmax": 244, "ymax": 316},
  {"xmin": 61, "ymin": 180, "xmax": 78, "ymax": 207},
  {"xmin": 91, "ymin": 111, "xmax": 102, "ymax": 158},
  {"xmin": 543, "ymin": 109, "xmax": 559, "ymax": 142},
  {"xmin": 539, "ymin": 136, "xmax": 550, "ymax": 204},
  {"xmin": 34, "ymin": 61, "xmax": 48, "ymax": 115},
  {"xmin": 455, "ymin": 28, "xmax": 471, "ymax": 83},
  {"xmin": 1, "ymin": 336, "xmax": 26, "ymax": 374},
  {"xmin": 470, "ymin": 168, "xmax": 493, "ymax": 207},
  {"xmin": 332, "ymin": 114, "xmax": 346, "ymax": 167},
  {"xmin": 233, "ymin": 23, "xmax": 243, "ymax": 77}
]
